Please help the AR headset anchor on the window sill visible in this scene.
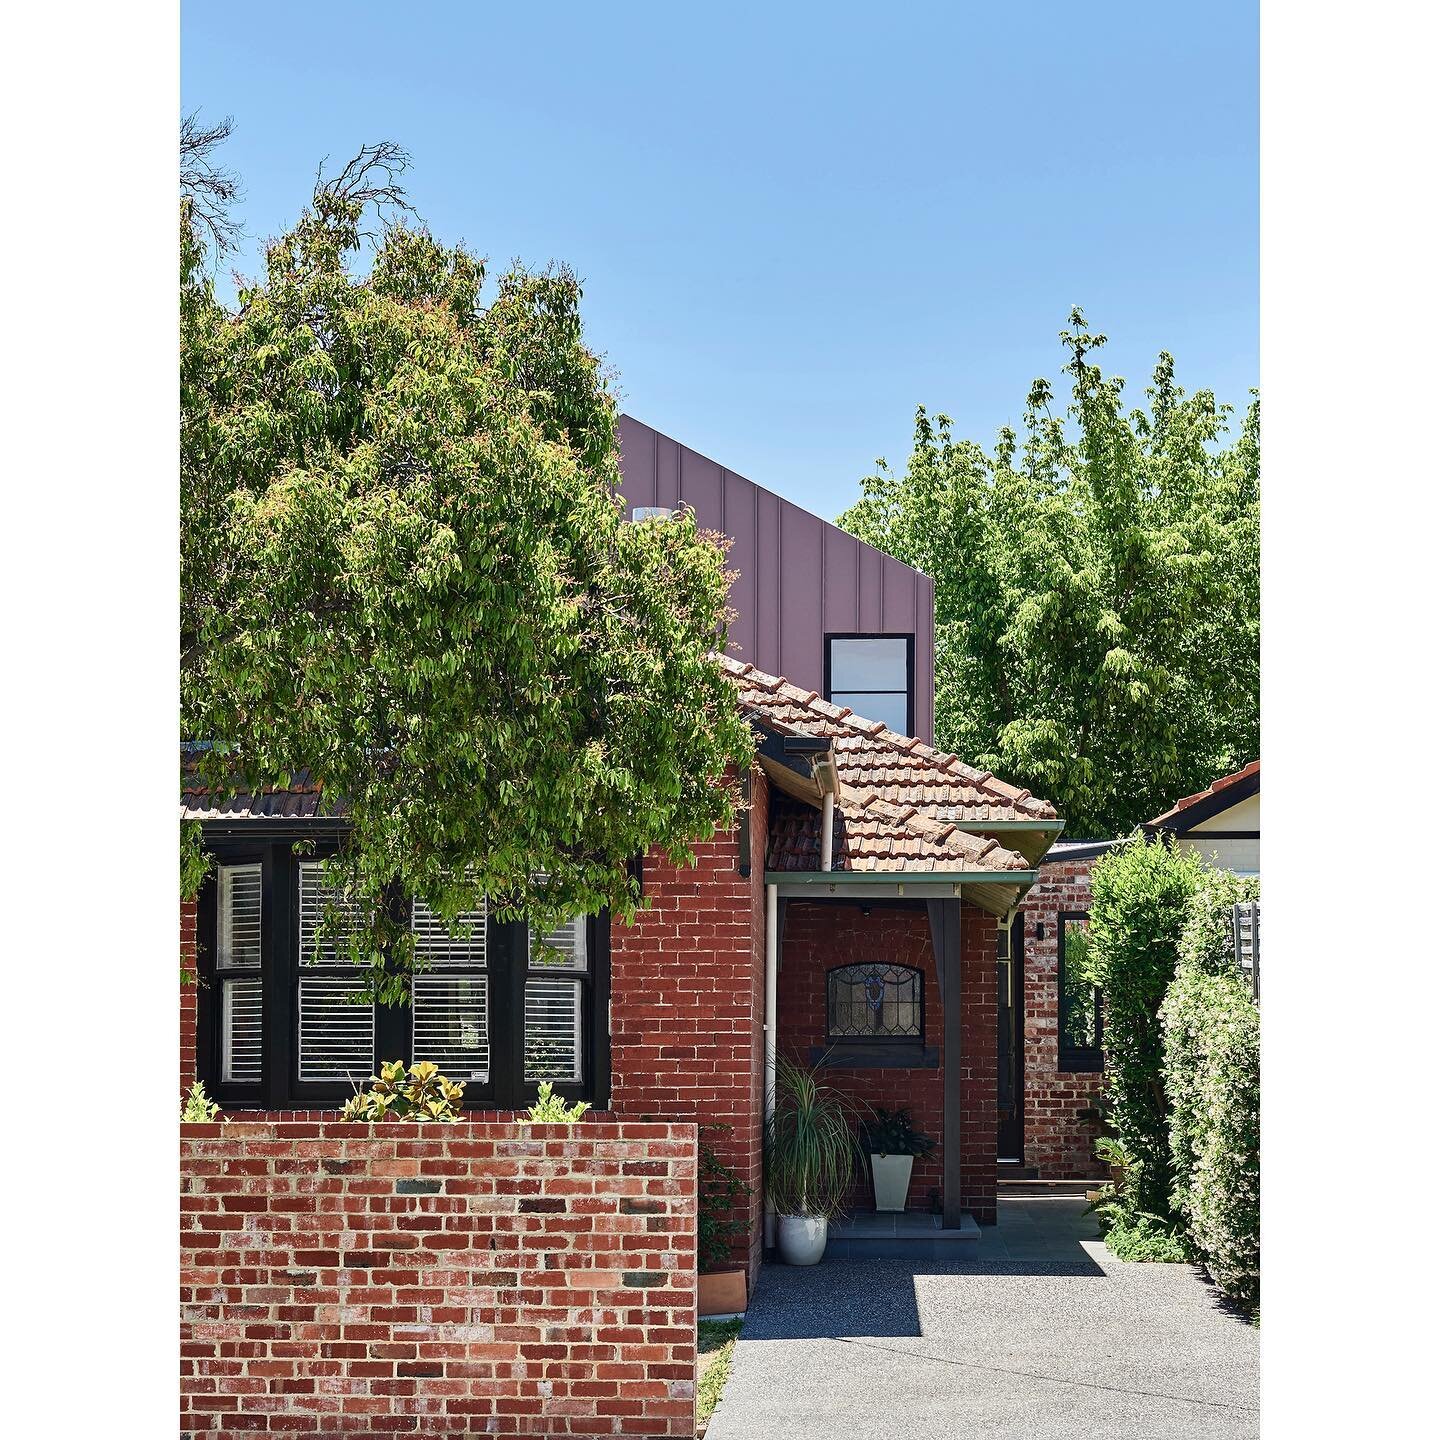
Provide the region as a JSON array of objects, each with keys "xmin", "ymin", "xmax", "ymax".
[{"xmin": 810, "ymin": 1044, "xmax": 938, "ymax": 1070}]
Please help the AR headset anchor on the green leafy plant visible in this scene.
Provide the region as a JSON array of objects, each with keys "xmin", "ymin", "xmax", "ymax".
[
  {"xmin": 180, "ymin": 139, "xmax": 753, "ymax": 1002},
  {"xmin": 181, "ymin": 1079, "xmax": 221, "ymax": 1122},
  {"xmin": 1086, "ymin": 836, "xmax": 1207, "ymax": 1222},
  {"xmin": 860, "ymin": 1107, "xmax": 935, "ymax": 1158},
  {"xmin": 839, "ymin": 310, "xmax": 1258, "ymax": 836},
  {"xmin": 698, "ymin": 1125, "xmax": 753, "ymax": 1273},
  {"xmin": 341, "ymin": 1060, "xmax": 465, "ymax": 1123},
  {"xmin": 1162, "ymin": 873, "xmax": 1261, "ymax": 1306},
  {"xmin": 764, "ymin": 1053, "xmax": 862, "ymax": 1219},
  {"xmin": 522, "ymin": 1081, "xmax": 591, "ymax": 1124},
  {"xmin": 698, "ymin": 1318, "xmax": 744, "ymax": 1428}
]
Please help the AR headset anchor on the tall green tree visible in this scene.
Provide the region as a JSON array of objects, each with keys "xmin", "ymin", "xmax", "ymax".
[
  {"xmin": 840, "ymin": 311, "xmax": 1258, "ymax": 835},
  {"xmin": 181, "ymin": 143, "xmax": 752, "ymax": 1001}
]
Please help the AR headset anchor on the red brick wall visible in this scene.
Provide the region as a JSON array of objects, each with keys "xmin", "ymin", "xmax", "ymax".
[
  {"xmin": 1021, "ymin": 859, "xmax": 1106, "ymax": 1180},
  {"xmin": 958, "ymin": 904, "xmax": 999, "ymax": 1222},
  {"xmin": 775, "ymin": 899, "xmax": 998, "ymax": 1223},
  {"xmin": 608, "ymin": 767, "xmax": 767, "ymax": 1282},
  {"xmin": 180, "ymin": 1120, "xmax": 697, "ymax": 1438}
]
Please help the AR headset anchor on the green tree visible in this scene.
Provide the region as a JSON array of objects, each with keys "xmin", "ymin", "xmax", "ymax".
[
  {"xmin": 840, "ymin": 310, "xmax": 1258, "ymax": 835},
  {"xmin": 181, "ymin": 143, "xmax": 752, "ymax": 1002}
]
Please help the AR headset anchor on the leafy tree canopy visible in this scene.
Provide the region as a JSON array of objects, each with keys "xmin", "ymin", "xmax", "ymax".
[
  {"xmin": 181, "ymin": 143, "xmax": 752, "ymax": 1002},
  {"xmin": 840, "ymin": 310, "xmax": 1258, "ymax": 835}
]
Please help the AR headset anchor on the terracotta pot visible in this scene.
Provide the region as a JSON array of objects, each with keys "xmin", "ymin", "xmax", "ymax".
[
  {"xmin": 698, "ymin": 1267, "xmax": 748, "ymax": 1316},
  {"xmin": 777, "ymin": 1214, "xmax": 828, "ymax": 1265}
]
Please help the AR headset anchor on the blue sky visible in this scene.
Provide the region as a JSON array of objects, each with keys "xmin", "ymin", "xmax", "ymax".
[{"xmin": 182, "ymin": 1, "xmax": 1257, "ymax": 521}]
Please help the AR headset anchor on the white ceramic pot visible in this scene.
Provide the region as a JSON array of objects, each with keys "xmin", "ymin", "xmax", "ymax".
[
  {"xmin": 870, "ymin": 1153, "xmax": 915, "ymax": 1213},
  {"xmin": 777, "ymin": 1214, "xmax": 828, "ymax": 1266}
]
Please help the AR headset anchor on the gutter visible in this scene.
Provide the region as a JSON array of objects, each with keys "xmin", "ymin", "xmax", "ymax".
[{"xmin": 765, "ymin": 868, "xmax": 1039, "ymax": 888}]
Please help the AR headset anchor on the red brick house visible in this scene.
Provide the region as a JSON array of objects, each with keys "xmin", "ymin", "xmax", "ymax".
[
  {"xmin": 182, "ymin": 656, "xmax": 1061, "ymax": 1279},
  {"xmin": 181, "ymin": 422, "xmax": 1071, "ymax": 1284}
]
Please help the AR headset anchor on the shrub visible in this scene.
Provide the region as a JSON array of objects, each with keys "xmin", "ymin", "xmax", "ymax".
[
  {"xmin": 1103, "ymin": 1214, "xmax": 1191, "ymax": 1263},
  {"xmin": 521, "ymin": 1081, "xmax": 591, "ymax": 1124},
  {"xmin": 765, "ymin": 1052, "xmax": 862, "ymax": 1218},
  {"xmin": 860, "ymin": 1108, "xmax": 936, "ymax": 1159},
  {"xmin": 698, "ymin": 1125, "xmax": 753, "ymax": 1272},
  {"xmin": 1087, "ymin": 836, "xmax": 1207, "ymax": 1220},
  {"xmin": 181, "ymin": 1079, "xmax": 220, "ymax": 1122},
  {"xmin": 341, "ymin": 1060, "xmax": 465, "ymax": 1123},
  {"xmin": 1163, "ymin": 904, "xmax": 1260, "ymax": 1306}
]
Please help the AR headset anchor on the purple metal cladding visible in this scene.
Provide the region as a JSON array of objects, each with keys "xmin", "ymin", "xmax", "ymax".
[{"xmin": 617, "ymin": 414, "xmax": 936, "ymax": 744}]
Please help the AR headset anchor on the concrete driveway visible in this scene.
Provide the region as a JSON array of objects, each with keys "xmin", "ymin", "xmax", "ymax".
[{"xmin": 706, "ymin": 1198, "xmax": 1259, "ymax": 1440}]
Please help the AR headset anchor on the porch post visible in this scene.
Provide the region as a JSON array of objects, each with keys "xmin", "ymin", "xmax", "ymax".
[{"xmin": 937, "ymin": 896, "xmax": 966, "ymax": 1229}]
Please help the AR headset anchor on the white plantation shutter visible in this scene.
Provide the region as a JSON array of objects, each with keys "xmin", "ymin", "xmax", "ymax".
[
  {"xmin": 529, "ymin": 915, "xmax": 587, "ymax": 969},
  {"xmin": 411, "ymin": 896, "xmax": 487, "ymax": 966},
  {"xmin": 524, "ymin": 975, "xmax": 583, "ymax": 1082},
  {"xmin": 297, "ymin": 978, "xmax": 375, "ymax": 1082},
  {"xmin": 295, "ymin": 861, "xmax": 375, "ymax": 1083},
  {"xmin": 297, "ymin": 860, "xmax": 367, "ymax": 962},
  {"xmin": 218, "ymin": 864, "xmax": 263, "ymax": 1085},
  {"xmin": 411, "ymin": 895, "xmax": 489, "ymax": 1082}
]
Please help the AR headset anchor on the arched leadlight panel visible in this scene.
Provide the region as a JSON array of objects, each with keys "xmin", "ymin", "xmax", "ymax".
[{"xmin": 826, "ymin": 963, "xmax": 924, "ymax": 1042}]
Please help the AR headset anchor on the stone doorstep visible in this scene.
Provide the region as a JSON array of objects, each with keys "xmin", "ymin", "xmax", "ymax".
[{"xmin": 824, "ymin": 1210, "xmax": 980, "ymax": 1261}]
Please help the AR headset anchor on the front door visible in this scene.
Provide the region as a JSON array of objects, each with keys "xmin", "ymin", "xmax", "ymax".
[{"xmin": 997, "ymin": 913, "xmax": 1024, "ymax": 1161}]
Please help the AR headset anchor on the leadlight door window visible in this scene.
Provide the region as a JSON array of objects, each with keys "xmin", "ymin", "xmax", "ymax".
[{"xmin": 827, "ymin": 963, "xmax": 924, "ymax": 1041}]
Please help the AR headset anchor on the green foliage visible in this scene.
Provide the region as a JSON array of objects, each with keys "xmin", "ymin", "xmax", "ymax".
[
  {"xmin": 181, "ymin": 146, "xmax": 753, "ymax": 1005},
  {"xmin": 1087, "ymin": 837, "xmax": 1207, "ymax": 1219},
  {"xmin": 860, "ymin": 1107, "xmax": 935, "ymax": 1158},
  {"xmin": 181, "ymin": 1079, "xmax": 221, "ymax": 1122},
  {"xmin": 341, "ymin": 1059, "xmax": 465, "ymax": 1123},
  {"xmin": 697, "ymin": 1318, "xmax": 744, "ymax": 1426},
  {"xmin": 839, "ymin": 310, "xmax": 1259, "ymax": 835},
  {"xmin": 764, "ymin": 1053, "xmax": 862, "ymax": 1218},
  {"xmin": 180, "ymin": 820, "xmax": 212, "ymax": 904},
  {"xmin": 1163, "ymin": 879, "xmax": 1260, "ymax": 1306},
  {"xmin": 1103, "ymin": 1214, "xmax": 1191, "ymax": 1263},
  {"xmin": 521, "ymin": 1081, "xmax": 591, "ymax": 1124},
  {"xmin": 698, "ymin": 1125, "xmax": 753, "ymax": 1273}
]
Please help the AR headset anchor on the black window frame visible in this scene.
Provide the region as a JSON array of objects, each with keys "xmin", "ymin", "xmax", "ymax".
[
  {"xmin": 1057, "ymin": 909, "xmax": 1103, "ymax": 1073},
  {"xmin": 195, "ymin": 833, "xmax": 610, "ymax": 1111},
  {"xmin": 824, "ymin": 632, "xmax": 915, "ymax": 737}
]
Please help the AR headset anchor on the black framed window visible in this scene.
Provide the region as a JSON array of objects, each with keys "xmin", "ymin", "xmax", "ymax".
[
  {"xmin": 825, "ymin": 634, "xmax": 913, "ymax": 735},
  {"xmin": 827, "ymin": 963, "xmax": 924, "ymax": 1041},
  {"xmin": 1058, "ymin": 910, "xmax": 1103, "ymax": 1072},
  {"xmin": 196, "ymin": 837, "xmax": 609, "ymax": 1110}
]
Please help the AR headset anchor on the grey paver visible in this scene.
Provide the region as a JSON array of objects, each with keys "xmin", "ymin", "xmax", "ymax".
[{"xmin": 707, "ymin": 1198, "xmax": 1258, "ymax": 1440}]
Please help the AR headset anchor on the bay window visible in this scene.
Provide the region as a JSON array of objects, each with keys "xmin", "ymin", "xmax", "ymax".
[{"xmin": 196, "ymin": 838, "xmax": 609, "ymax": 1110}]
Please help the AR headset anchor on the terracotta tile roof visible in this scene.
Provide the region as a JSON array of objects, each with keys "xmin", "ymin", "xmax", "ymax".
[
  {"xmin": 724, "ymin": 657, "xmax": 1051, "ymax": 876},
  {"xmin": 1146, "ymin": 761, "xmax": 1259, "ymax": 830},
  {"xmin": 721, "ymin": 656, "xmax": 1058, "ymax": 825},
  {"xmin": 767, "ymin": 792, "xmax": 1033, "ymax": 874},
  {"xmin": 180, "ymin": 752, "xmax": 340, "ymax": 822}
]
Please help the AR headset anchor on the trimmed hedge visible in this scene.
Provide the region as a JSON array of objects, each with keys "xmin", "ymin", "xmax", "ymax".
[
  {"xmin": 1087, "ymin": 837, "xmax": 1207, "ymax": 1219},
  {"xmin": 1161, "ymin": 871, "xmax": 1260, "ymax": 1306}
]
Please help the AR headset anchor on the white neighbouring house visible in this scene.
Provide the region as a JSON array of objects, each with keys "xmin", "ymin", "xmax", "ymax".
[{"xmin": 1143, "ymin": 760, "xmax": 1260, "ymax": 876}]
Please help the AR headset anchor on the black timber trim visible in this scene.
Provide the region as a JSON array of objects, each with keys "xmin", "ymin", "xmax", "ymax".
[
  {"xmin": 1145, "ymin": 769, "xmax": 1260, "ymax": 835},
  {"xmin": 824, "ymin": 632, "xmax": 915, "ymax": 737},
  {"xmin": 934, "ymin": 897, "xmax": 965, "ymax": 1228}
]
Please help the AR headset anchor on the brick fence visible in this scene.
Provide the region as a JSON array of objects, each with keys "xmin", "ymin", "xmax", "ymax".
[{"xmin": 180, "ymin": 1120, "xmax": 698, "ymax": 1437}]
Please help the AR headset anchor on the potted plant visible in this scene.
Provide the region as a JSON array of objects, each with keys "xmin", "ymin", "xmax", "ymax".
[
  {"xmin": 765, "ymin": 1053, "xmax": 860, "ymax": 1265},
  {"xmin": 697, "ymin": 1125, "xmax": 752, "ymax": 1316},
  {"xmin": 860, "ymin": 1108, "xmax": 935, "ymax": 1212}
]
